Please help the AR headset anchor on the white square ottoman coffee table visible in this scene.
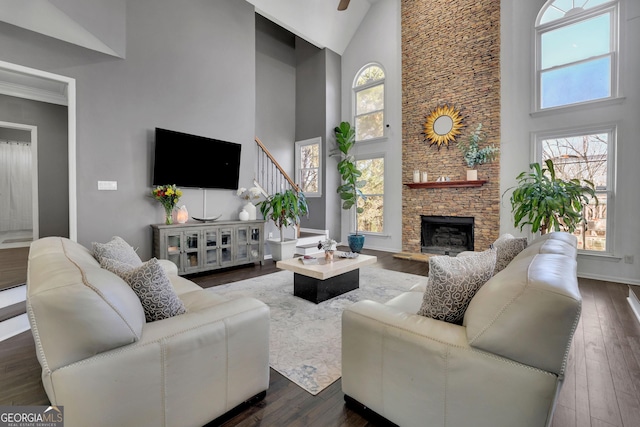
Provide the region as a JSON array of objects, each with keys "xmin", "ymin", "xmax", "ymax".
[{"xmin": 276, "ymin": 252, "xmax": 377, "ymax": 303}]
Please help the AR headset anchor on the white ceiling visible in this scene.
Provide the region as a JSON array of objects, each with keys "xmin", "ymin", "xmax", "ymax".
[
  {"xmin": 246, "ymin": 0, "xmax": 378, "ymax": 55},
  {"xmin": 0, "ymin": 0, "xmax": 121, "ymax": 57}
]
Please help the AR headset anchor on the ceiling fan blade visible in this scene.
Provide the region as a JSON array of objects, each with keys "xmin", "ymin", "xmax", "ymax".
[{"xmin": 338, "ymin": 0, "xmax": 350, "ymax": 11}]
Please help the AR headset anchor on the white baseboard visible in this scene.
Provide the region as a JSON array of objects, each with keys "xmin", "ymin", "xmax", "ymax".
[
  {"xmin": 578, "ymin": 272, "xmax": 640, "ymax": 286},
  {"xmin": 627, "ymin": 287, "xmax": 640, "ymax": 325}
]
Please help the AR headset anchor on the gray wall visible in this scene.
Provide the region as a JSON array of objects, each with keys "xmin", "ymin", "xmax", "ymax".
[
  {"xmin": 0, "ymin": 94, "xmax": 69, "ymax": 238},
  {"xmin": 295, "ymin": 37, "xmax": 327, "ymax": 231},
  {"xmin": 340, "ymin": 0, "xmax": 402, "ymax": 251},
  {"xmin": 256, "ymin": 20, "xmax": 342, "ymax": 243},
  {"xmin": 255, "ymin": 13, "xmax": 296, "ymax": 180},
  {"xmin": 324, "ymin": 49, "xmax": 342, "ymax": 243},
  {"xmin": 0, "ymin": 0, "xmax": 256, "ymax": 259}
]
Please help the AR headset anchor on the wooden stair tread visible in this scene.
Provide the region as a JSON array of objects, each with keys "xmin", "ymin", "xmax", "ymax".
[{"xmin": 0, "ymin": 301, "xmax": 27, "ymax": 324}]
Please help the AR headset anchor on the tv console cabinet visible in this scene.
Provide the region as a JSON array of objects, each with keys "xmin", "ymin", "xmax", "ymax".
[{"xmin": 151, "ymin": 220, "xmax": 265, "ymax": 275}]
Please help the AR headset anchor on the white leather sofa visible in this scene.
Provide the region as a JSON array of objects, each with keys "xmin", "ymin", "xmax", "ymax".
[
  {"xmin": 342, "ymin": 232, "xmax": 580, "ymax": 427},
  {"xmin": 26, "ymin": 237, "xmax": 270, "ymax": 427}
]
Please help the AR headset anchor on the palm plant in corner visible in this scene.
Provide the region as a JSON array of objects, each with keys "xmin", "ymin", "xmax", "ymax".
[
  {"xmin": 335, "ymin": 121, "xmax": 367, "ymax": 252},
  {"xmin": 507, "ymin": 159, "xmax": 597, "ymax": 235}
]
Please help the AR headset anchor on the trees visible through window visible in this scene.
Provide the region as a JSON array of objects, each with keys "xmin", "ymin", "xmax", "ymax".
[
  {"xmin": 539, "ymin": 128, "xmax": 613, "ymax": 252},
  {"xmin": 295, "ymin": 137, "xmax": 321, "ymax": 197},
  {"xmin": 355, "ymin": 157, "xmax": 384, "ymax": 233},
  {"xmin": 353, "ymin": 65, "xmax": 385, "ymax": 142},
  {"xmin": 536, "ymin": 0, "xmax": 617, "ymax": 110}
]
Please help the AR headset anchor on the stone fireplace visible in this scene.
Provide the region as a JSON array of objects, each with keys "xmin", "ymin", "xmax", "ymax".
[
  {"xmin": 401, "ymin": 0, "xmax": 501, "ymax": 254},
  {"xmin": 421, "ymin": 216, "xmax": 474, "ymax": 256}
]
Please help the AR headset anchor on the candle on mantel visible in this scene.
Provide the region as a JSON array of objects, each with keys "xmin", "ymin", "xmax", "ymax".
[
  {"xmin": 413, "ymin": 170, "xmax": 420, "ymax": 183},
  {"xmin": 421, "ymin": 171, "xmax": 428, "ymax": 182}
]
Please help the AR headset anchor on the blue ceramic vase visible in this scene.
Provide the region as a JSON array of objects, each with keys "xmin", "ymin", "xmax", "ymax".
[{"xmin": 347, "ymin": 234, "xmax": 365, "ymax": 253}]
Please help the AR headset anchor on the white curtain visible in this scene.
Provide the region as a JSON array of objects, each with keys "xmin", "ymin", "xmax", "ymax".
[{"xmin": 0, "ymin": 140, "xmax": 32, "ymax": 232}]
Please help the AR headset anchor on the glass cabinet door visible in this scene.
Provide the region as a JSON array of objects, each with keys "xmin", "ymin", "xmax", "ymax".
[
  {"xmin": 203, "ymin": 228, "xmax": 219, "ymax": 267},
  {"xmin": 249, "ymin": 226, "xmax": 261, "ymax": 261},
  {"xmin": 165, "ymin": 232, "xmax": 183, "ymax": 270},
  {"xmin": 235, "ymin": 227, "xmax": 250, "ymax": 264},
  {"xmin": 183, "ymin": 231, "xmax": 200, "ymax": 273},
  {"xmin": 219, "ymin": 228, "xmax": 233, "ymax": 266}
]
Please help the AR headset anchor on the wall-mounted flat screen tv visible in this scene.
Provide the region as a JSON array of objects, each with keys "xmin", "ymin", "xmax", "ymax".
[{"xmin": 152, "ymin": 128, "xmax": 242, "ymax": 190}]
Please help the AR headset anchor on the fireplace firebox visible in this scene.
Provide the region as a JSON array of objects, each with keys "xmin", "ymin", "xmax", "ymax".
[{"xmin": 421, "ymin": 216, "xmax": 474, "ymax": 256}]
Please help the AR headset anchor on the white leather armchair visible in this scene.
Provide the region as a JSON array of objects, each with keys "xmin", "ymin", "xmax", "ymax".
[
  {"xmin": 342, "ymin": 232, "xmax": 581, "ymax": 427},
  {"xmin": 27, "ymin": 237, "xmax": 270, "ymax": 427}
]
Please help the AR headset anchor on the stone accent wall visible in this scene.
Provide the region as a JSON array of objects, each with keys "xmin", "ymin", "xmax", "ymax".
[{"xmin": 401, "ymin": 0, "xmax": 501, "ymax": 252}]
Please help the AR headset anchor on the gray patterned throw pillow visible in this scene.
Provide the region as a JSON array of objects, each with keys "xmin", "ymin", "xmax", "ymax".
[
  {"xmin": 102, "ymin": 257, "xmax": 186, "ymax": 322},
  {"xmin": 92, "ymin": 236, "xmax": 143, "ymax": 267},
  {"xmin": 491, "ymin": 234, "xmax": 528, "ymax": 274},
  {"xmin": 418, "ymin": 249, "xmax": 496, "ymax": 324}
]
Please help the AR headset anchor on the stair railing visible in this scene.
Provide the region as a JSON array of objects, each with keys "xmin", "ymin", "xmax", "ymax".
[
  {"xmin": 254, "ymin": 137, "xmax": 299, "ymax": 195},
  {"xmin": 254, "ymin": 137, "xmax": 302, "ymax": 238}
]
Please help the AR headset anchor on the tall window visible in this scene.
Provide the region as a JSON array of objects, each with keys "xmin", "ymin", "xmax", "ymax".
[
  {"xmin": 295, "ymin": 137, "xmax": 321, "ymax": 197},
  {"xmin": 538, "ymin": 126, "xmax": 614, "ymax": 252},
  {"xmin": 355, "ymin": 156, "xmax": 384, "ymax": 233},
  {"xmin": 353, "ymin": 64, "xmax": 385, "ymax": 142},
  {"xmin": 536, "ymin": 0, "xmax": 618, "ymax": 110}
]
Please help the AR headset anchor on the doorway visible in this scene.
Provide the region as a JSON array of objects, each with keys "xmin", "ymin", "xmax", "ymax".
[
  {"xmin": 0, "ymin": 121, "xmax": 38, "ymax": 249},
  {"xmin": 0, "ymin": 60, "xmax": 76, "ymax": 241}
]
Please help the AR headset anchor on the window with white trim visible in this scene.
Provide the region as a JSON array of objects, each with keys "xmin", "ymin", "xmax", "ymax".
[
  {"xmin": 537, "ymin": 126, "xmax": 615, "ymax": 252},
  {"xmin": 353, "ymin": 64, "xmax": 385, "ymax": 142},
  {"xmin": 354, "ymin": 156, "xmax": 384, "ymax": 233},
  {"xmin": 536, "ymin": 0, "xmax": 618, "ymax": 110},
  {"xmin": 295, "ymin": 137, "xmax": 321, "ymax": 197}
]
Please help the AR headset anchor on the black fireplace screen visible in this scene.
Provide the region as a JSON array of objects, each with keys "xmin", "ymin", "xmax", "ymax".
[{"xmin": 421, "ymin": 216, "xmax": 474, "ymax": 256}]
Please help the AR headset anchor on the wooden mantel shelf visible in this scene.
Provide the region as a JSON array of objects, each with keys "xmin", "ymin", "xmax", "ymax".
[{"xmin": 405, "ymin": 180, "xmax": 488, "ymax": 189}]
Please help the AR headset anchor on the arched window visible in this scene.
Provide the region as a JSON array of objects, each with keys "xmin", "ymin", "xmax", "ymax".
[
  {"xmin": 535, "ymin": 0, "xmax": 618, "ymax": 110},
  {"xmin": 353, "ymin": 64, "xmax": 385, "ymax": 142}
]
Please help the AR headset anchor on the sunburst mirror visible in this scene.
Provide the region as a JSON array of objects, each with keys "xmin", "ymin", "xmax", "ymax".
[{"xmin": 423, "ymin": 105, "xmax": 463, "ymax": 148}]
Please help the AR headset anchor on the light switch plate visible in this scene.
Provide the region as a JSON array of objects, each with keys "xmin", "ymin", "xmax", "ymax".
[{"xmin": 98, "ymin": 181, "xmax": 117, "ymax": 191}]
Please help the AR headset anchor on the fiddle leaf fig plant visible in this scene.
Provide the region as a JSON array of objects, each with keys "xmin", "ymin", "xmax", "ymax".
[
  {"xmin": 335, "ymin": 121, "xmax": 367, "ymax": 235},
  {"xmin": 507, "ymin": 159, "xmax": 598, "ymax": 234}
]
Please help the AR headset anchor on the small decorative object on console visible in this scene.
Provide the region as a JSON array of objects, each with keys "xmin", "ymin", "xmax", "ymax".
[
  {"xmin": 176, "ymin": 205, "xmax": 189, "ymax": 223},
  {"xmin": 237, "ymin": 186, "xmax": 261, "ymax": 221}
]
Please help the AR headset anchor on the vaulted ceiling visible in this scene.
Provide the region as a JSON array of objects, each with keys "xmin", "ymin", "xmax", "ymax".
[{"xmin": 247, "ymin": 0, "xmax": 379, "ymax": 55}]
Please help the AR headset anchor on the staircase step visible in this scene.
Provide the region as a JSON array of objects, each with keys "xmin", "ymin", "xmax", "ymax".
[
  {"xmin": 296, "ymin": 242, "xmax": 323, "ymax": 255},
  {"xmin": 0, "ymin": 301, "xmax": 26, "ymax": 323}
]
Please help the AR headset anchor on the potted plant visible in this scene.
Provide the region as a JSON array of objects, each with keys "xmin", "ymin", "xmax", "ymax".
[
  {"xmin": 335, "ymin": 121, "xmax": 367, "ymax": 252},
  {"xmin": 258, "ymin": 189, "xmax": 308, "ymax": 261},
  {"xmin": 317, "ymin": 238, "xmax": 338, "ymax": 261},
  {"xmin": 507, "ymin": 159, "xmax": 598, "ymax": 234},
  {"xmin": 456, "ymin": 123, "xmax": 499, "ymax": 180}
]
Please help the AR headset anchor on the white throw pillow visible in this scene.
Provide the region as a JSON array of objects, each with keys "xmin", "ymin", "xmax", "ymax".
[
  {"xmin": 418, "ymin": 249, "xmax": 496, "ymax": 324},
  {"xmin": 92, "ymin": 236, "xmax": 143, "ymax": 267}
]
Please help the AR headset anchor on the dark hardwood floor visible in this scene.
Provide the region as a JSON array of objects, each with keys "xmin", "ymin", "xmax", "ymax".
[
  {"xmin": 1, "ymin": 248, "xmax": 639, "ymax": 427},
  {"xmin": 0, "ymin": 247, "xmax": 29, "ymax": 291}
]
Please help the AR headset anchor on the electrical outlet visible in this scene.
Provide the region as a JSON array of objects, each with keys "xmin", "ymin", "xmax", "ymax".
[
  {"xmin": 268, "ymin": 232, "xmax": 273, "ymax": 239},
  {"xmin": 624, "ymin": 255, "xmax": 634, "ymax": 264}
]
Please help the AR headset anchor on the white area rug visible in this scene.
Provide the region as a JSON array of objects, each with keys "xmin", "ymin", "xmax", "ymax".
[{"xmin": 209, "ymin": 267, "xmax": 428, "ymax": 395}]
